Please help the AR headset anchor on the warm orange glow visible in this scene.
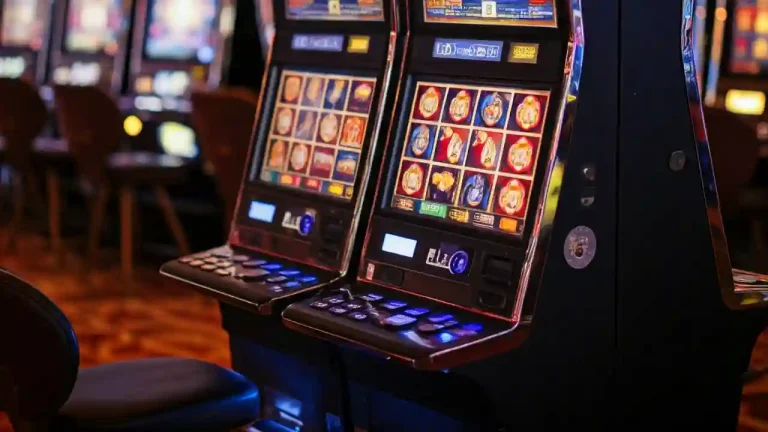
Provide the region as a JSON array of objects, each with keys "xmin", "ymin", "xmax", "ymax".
[{"xmin": 725, "ymin": 89, "xmax": 766, "ymax": 115}]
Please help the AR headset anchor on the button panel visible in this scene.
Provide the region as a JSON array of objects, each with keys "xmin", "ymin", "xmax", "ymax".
[
  {"xmin": 176, "ymin": 247, "xmax": 322, "ymax": 296},
  {"xmin": 308, "ymin": 291, "xmax": 486, "ymax": 345}
]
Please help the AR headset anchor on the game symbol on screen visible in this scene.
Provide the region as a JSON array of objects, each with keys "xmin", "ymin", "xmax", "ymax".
[{"xmin": 433, "ymin": 126, "xmax": 469, "ymax": 165}]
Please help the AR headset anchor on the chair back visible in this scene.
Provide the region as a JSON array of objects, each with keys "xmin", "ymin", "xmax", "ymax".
[
  {"xmin": 0, "ymin": 269, "xmax": 79, "ymax": 426},
  {"xmin": 703, "ymin": 106, "xmax": 760, "ymax": 215},
  {"xmin": 0, "ymin": 78, "xmax": 47, "ymax": 171},
  {"xmin": 191, "ymin": 88, "xmax": 258, "ymax": 225},
  {"xmin": 54, "ymin": 85, "xmax": 122, "ymax": 185}
]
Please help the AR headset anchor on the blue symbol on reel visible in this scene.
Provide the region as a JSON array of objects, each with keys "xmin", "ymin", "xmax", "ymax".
[
  {"xmin": 448, "ymin": 250, "xmax": 469, "ymax": 275},
  {"xmin": 298, "ymin": 214, "xmax": 314, "ymax": 236}
]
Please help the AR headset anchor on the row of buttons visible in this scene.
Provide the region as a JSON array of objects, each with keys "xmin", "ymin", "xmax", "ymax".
[
  {"xmin": 179, "ymin": 249, "xmax": 318, "ymax": 295},
  {"xmin": 310, "ymin": 293, "xmax": 483, "ymax": 341}
]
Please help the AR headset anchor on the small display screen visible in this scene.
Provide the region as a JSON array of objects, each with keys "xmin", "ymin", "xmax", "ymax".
[
  {"xmin": 423, "ymin": 0, "xmax": 556, "ymax": 27},
  {"xmin": 65, "ymin": 0, "xmax": 123, "ymax": 54},
  {"xmin": 144, "ymin": 0, "xmax": 218, "ymax": 62},
  {"xmin": 249, "ymin": 201, "xmax": 277, "ymax": 223},
  {"xmin": 433, "ymin": 38, "xmax": 503, "ymax": 62},
  {"xmin": 256, "ymin": 69, "xmax": 377, "ymax": 201},
  {"xmin": 1, "ymin": 0, "xmax": 46, "ymax": 48},
  {"xmin": 286, "ymin": 0, "xmax": 384, "ymax": 21},
  {"xmin": 382, "ymin": 233, "xmax": 418, "ymax": 258},
  {"xmin": 390, "ymin": 80, "xmax": 550, "ymax": 236},
  {"xmin": 291, "ymin": 33, "xmax": 344, "ymax": 52}
]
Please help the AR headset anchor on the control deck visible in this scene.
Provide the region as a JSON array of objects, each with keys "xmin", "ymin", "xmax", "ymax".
[
  {"xmin": 161, "ymin": 246, "xmax": 334, "ymax": 314},
  {"xmin": 283, "ymin": 285, "xmax": 524, "ymax": 370}
]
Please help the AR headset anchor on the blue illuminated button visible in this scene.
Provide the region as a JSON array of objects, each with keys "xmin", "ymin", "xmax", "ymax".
[
  {"xmin": 268, "ymin": 285, "xmax": 283, "ymax": 293},
  {"xmin": 404, "ymin": 308, "xmax": 430, "ymax": 317},
  {"xmin": 449, "ymin": 250, "xmax": 470, "ymax": 275},
  {"xmin": 437, "ymin": 332, "xmax": 457, "ymax": 344},
  {"xmin": 266, "ymin": 275, "xmax": 288, "ymax": 283},
  {"xmin": 299, "ymin": 214, "xmax": 314, "ymax": 236},
  {"xmin": 242, "ymin": 260, "xmax": 268, "ymax": 268},
  {"xmin": 416, "ymin": 322, "xmax": 444, "ymax": 333},
  {"xmin": 346, "ymin": 302, "xmax": 365, "ymax": 311},
  {"xmin": 325, "ymin": 296, "xmax": 345, "ymax": 305},
  {"xmin": 462, "ymin": 323, "xmax": 483, "ymax": 333},
  {"xmin": 381, "ymin": 300, "xmax": 407, "ymax": 310},
  {"xmin": 281, "ymin": 281, "xmax": 302, "ymax": 289},
  {"xmin": 298, "ymin": 276, "xmax": 318, "ymax": 284},
  {"xmin": 427, "ymin": 313, "xmax": 454, "ymax": 323},
  {"xmin": 311, "ymin": 300, "xmax": 330, "ymax": 309},
  {"xmin": 279, "ymin": 269, "xmax": 302, "ymax": 277},
  {"xmin": 262, "ymin": 263, "xmax": 282, "ymax": 270},
  {"xmin": 360, "ymin": 293, "xmax": 384, "ymax": 302},
  {"xmin": 442, "ymin": 320, "xmax": 459, "ymax": 328},
  {"xmin": 329, "ymin": 306, "xmax": 348, "ymax": 315},
  {"xmin": 385, "ymin": 314, "xmax": 417, "ymax": 327},
  {"xmin": 348, "ymin": 311, "xmax": 368, "ymax": 321}
]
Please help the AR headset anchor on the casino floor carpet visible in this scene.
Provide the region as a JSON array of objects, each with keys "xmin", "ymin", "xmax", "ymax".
[{"xmin": 0, "ymin": 232, "xmax": 767, "ymax": 431}]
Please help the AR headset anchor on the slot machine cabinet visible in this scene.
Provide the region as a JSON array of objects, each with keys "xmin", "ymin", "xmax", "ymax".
[
  {"xmin": 160, "ymin": 0, "xmax": 405, "ymax": 427},
  {"xmin": 0, "ymin": 0, "xmax": 53, "ymax": 84},
  {"xmin": 706, "ymin": 0, "xmax": 768, "ymax": 139},
  {"xmin": 284, "ymin": 0, "xmax": 580, "ymax": 371},
  {"xmin": 43, "ymin": 0, "xmax": 132, "ymax": 102},
  {"xmin": 123, "ymin": 0, "xmax": 248, "ymax": 159},
  {"xmin": 278, "ymin": 0, "xmax": 768, "ymax": 430}
]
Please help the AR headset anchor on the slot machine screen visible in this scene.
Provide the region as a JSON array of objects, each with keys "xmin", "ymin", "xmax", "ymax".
[
  {"xmin": 423, "ymin": 0, "xmax": 556, "ymax": 27},
  {"xmin": 731, "ymin": 0, "xmax": 768, "ymax": 74},
  {"xmin": 389, "ymin": 80, "xmax": 550, "ymax": 237},
  {"xmin": 0, "ymin": 0, "xmax": 45, "ymax": 48},
  {"xmin": 143, "ymin": 0, "xmax": 218, "ymax": 63},
  {"xmin": 285, "ymin": 0, "xmax": 384, "ymax": 21},
  {"xmin": 64, "ymin": 0, "xmax": 123, "ymax": 54},
  {"xmin": 254, "ymin": 69, "xmax": 377, "ymax": 201}
]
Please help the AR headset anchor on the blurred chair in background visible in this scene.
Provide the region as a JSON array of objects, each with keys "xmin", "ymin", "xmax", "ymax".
[
  {"xmin": 704, "ymin": 106, "xmax": 765, "ymax": 269},
  {"xmin": 54, "ymin": 85, "xmax": 191, "ymax": 277},
  {"xmin": 0, "ymin": 78, "xmax": 49, "ymax": 253},
  {"xmin": 191, "ymin": 88, "xmax": 258, "ymax": 236},
  {"xmin": 0, "ymin": 267, "xmax": 261, "ymax": 431}
]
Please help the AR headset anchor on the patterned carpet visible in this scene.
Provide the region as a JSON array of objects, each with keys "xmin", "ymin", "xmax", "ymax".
[{"xmin": 0, "ymin": 232, "xmax": 767, "ymax": 430}]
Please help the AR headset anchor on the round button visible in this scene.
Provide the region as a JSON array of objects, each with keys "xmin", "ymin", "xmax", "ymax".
[
  {"xmin": 298, "ymin": 214, "xmax": 314, "ymax": 236},
  {"xmin": 448, "ymin": 250, "xmax": 470, "ymax": 275}
]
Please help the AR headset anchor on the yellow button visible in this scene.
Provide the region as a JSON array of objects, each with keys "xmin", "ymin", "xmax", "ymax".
[
  {"xmin": 500, "ymin": 218, "xmax": 519, "ymax": 233},
  {"xmin": 329, "ymin": 183, "xmax": 344, "ymax": 196},
  {"xmin": 348, "ymin": 36, "xmax": 370, "ymax": 54}
]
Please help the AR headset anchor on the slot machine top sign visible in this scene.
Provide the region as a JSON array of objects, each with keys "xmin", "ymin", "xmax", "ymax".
[
  {"xmin": 0, "ymin": 0, "xmax": 47, "ymax": 48},
  {"xmin": 286, "ymin": 0, "xmax": 385, "ymax": 21},
  {"xmin": 144, "ymin": 0, "xmax": 218, "ymax": 63},
  {"xmin": 424, "ymin": 0, "xmax": 556, "ymax": 27},
  {"xmin": 65, "ymin": 0, "xmax": 123, "ymax": 55}
]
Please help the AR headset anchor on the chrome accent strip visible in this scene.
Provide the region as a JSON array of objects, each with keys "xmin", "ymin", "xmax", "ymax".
[
  {"xmin": 514, "ymin": 0, "xmax": 584, "ymax": 322},
  {"xmin": 703, "ymin": 0, "xmax": 726, "ymax": 107},
  {"xmin": 681, "ymin": 0, "xmax": 764, "ymax": 309}
]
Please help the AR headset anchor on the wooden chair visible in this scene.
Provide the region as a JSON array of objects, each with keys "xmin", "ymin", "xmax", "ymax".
[
  {"xmin": 704, "ymin": 106, "xmax": 764, "ymax": 268},
  {"xmin": 53, "ymin": 85, "xmax": 192, "ymax": 276},
  {"xmin": 0, "ymin": 78, "xmax": 49, "ymax": 252},
  {"xmin": 191, "ymin": 88, "xmax": 258, "ymax": 235}
]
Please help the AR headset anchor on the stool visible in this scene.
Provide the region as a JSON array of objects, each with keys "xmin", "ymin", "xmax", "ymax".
[
  {"xmin": 53, "ymin": 85, "xmax": 192, "ymax": 276},
  {"xmin": 191, "ymin": 88, "xmax": 258, "ymax": 236},
  {"xmin": 0, "ymin": 268, "xmax": 261, "ymax": 431},
  {"xmin": 0, "ymin": 78, "xmax": 49, "ymax": 252}
]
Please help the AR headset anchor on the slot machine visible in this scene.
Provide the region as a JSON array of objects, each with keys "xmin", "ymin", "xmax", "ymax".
[
  {"xmin": 276, "ymin": 0, "xmax": 768, "ymax": 429},
  {"xmin": 706, "ymin": 0, "xmax": 768, "ymax": 139},
  {"xmin": 124, "ymin": 0, "xmax": 245, "ymax": 158},
  {"xmin": 43, "ymin": 0, "xmax": 132, "ymax": 102},
  {"xmin": 0, "ymin": 0, "xmax": 52, "ymax": 84},
  {"xmin": 160, "ymin": 0, "xmax": 404, "ymax": 427}
]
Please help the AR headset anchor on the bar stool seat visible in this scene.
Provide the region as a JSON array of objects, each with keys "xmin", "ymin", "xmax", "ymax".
[
  {"xmin": 55, "ymin": 358, "xmax": 259, "ymax": 431},
  {"xmin": 0, "ymin": 268, "xmax": 261, "ymax": 432},
  {"xmin": 107, "ymin": 151, "xmax": 189, "ymax": 185}
]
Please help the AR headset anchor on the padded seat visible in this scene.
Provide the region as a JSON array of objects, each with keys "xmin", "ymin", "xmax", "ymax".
[
  {"xmin": 0, "ymin": 268, "xmax": 261, "ymax": 432},
  {"xmin": 107, "ymin": 151, "xmax": 189, "ymax": 185},
  {"xmin": 55, "ymin": 358, "xmax": 259, "ymax": 432}
]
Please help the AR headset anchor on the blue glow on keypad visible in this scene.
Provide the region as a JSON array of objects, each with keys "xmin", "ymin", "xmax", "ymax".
[
  {"xmin": 279, "ymin": 269, "xmax": 301, "ymax": 276},
  {"xmin": 298, "ymin": 276, "xmax": 318, "ymax": 284},
  {"xmin": 437, "ymin": 332, "xmax": 456, "ymax": 343},
  {"xmin": 404, "ymin": 308, "xmax": 430, "ymax": 316},
  {"xmin": 462, "ymin": 323, "xmax": 483, "ymax": 332},
  {"xmin": 261, "ymin": 263, "xmax": 282, "ymax": 270}
]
